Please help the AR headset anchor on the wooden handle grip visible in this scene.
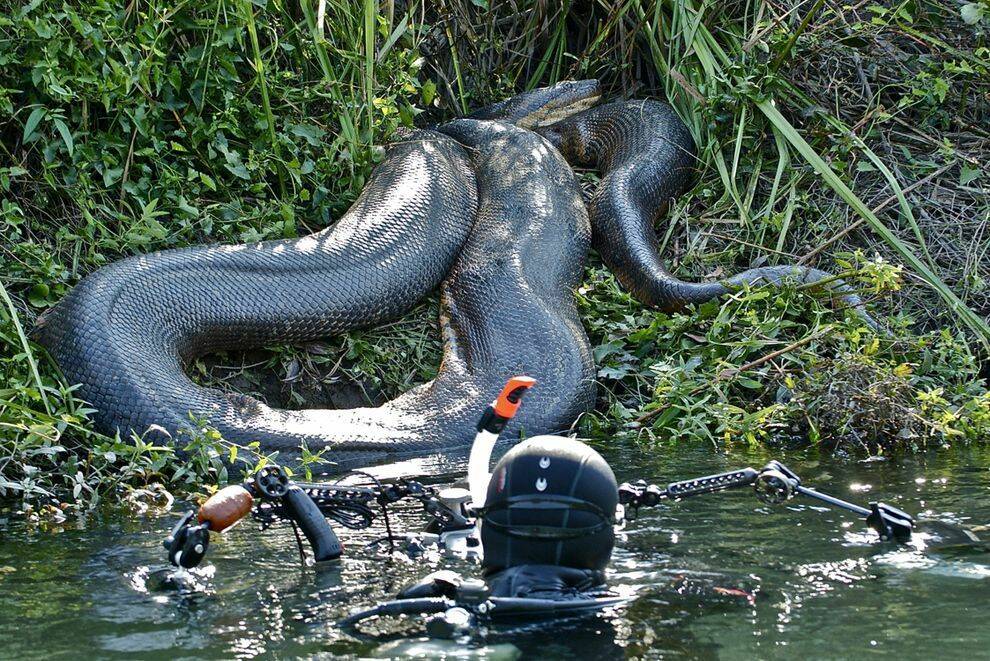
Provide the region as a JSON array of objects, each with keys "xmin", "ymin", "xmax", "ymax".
[{"xmin": 198, "ymin": 485, "xmax": 253, "ymax": 532}]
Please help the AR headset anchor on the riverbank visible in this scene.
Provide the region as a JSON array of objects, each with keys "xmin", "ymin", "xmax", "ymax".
[{"xmin": 1, "ymin": 1, "xmax": 988, "ymax": 513}]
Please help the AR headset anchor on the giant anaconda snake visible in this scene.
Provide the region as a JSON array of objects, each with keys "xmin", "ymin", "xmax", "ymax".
[{"xmin": 35, "ymin": 81, "xmax": 873, "ymax": 465}]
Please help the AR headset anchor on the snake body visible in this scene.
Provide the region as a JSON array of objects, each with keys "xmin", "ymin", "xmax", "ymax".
[
  {"xmin": 539, "ymin": 99, "xmax": 873, "ymax": 320},
  {"xmin": 36, "ymin": 115, "xmax": 592, "ymax": 464},
  {"xmin": 36, "ymin": 82, "xmax": 873, "ymax": 464},
  {"xmin": 35, "ymin": 130, "xmax": 477, "ymax": 459}
]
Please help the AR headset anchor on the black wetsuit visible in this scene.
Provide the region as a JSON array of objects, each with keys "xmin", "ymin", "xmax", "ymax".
[{"xmin": 399, "ymin": 565, "xmax": 605, "ymax": 601}]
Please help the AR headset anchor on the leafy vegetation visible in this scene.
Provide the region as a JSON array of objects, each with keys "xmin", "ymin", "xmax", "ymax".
[
  {"xmin": 576, "ymin": 261, "xmax": 989, "ymax": 454},
  {"xmin": 1, "ymin": 0, "xmax": 988, "ymax": 515}
]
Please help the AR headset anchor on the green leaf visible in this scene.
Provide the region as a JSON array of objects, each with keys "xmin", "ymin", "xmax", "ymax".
[
  {"xmin": 421, "ymin": 80, "xmax": 437, "ymax": 106},
  {"xmin": 960, "ymin": 3, "xmax": 985, "ymax": 25},
  {"xmin": 22, "ymin": 107, "xmax": 45, "ymax": 143},
  {"xmin": 960, "ymin": 164, "xmax": 981, "ymax": 186},
  {"xmin": 19, "ymin": 0, "xmax": 44, "ymax": 17},
  {"xmin": 593, "ymin": 341, "xmax": 625, "ymax": 362},
  {"xmin": 52, "ymin": 117, "xmax": 73, "ymax": 156},
  {"xmin": 176, "ymin": 196, "xmax": 199, "ymax": 218},
  {"xmin": 290, "ymin": 123, "xmax": 325, "ymax": 146},
  {"xmin": 598, "ymin": 365, "xmax": 632, "ymax": 380},
  {"xmin": 225, "ymin": 162, "xmax": 250, "ymax": 180},
  {"xmin": 140, "ymin": 196, "xmax": 160, "ymax": 219},
  {"xmin": 27, "ymin": 283, "xmax": 50, "ymax": 307},
  {"xmin": 102, "ymin": 167, "xmax": 123, "ymax": 186}
]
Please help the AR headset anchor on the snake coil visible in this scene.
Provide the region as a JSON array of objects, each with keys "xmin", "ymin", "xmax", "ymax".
[{"xmin": 35, "ymin": 81, "xmax": 877, "ymax": 465}]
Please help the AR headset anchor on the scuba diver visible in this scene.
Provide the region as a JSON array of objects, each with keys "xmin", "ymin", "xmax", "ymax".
[{"xmin": 162, "ymin": 376, "xmax": 978, "ymax": 637}]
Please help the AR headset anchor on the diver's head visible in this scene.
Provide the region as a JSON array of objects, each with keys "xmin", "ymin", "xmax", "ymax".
[
  {"xmin": 468, "ymin": 80, "xmax": 602, "ymax": 129},
  {"xmin": 480, "ymin": 435, "xmax": 618, "ymax": 573}
]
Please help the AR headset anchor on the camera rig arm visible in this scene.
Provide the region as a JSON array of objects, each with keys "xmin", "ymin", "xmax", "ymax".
[
  {"xmin": 163, "ymin": 465, "xmax": 441, "ymax": 569},
  {"xmin": 618, "ymin": 460, "xmax": 915, "ymax": 542}
]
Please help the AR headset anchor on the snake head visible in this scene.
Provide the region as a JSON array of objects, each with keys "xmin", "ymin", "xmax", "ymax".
[{"xmin": 468, "ymin": 80, "xmax": 602, "ymax": 129}]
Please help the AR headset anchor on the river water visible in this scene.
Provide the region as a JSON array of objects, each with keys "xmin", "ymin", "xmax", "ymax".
[{"xmin": 1, "ymin": 443, "xmax": 988, "ymax": 659}]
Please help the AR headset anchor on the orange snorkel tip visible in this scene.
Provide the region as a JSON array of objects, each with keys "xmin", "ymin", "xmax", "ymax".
[{"xmin": 492, "ymin": 376, "xmax": 537, "ymax": 419}]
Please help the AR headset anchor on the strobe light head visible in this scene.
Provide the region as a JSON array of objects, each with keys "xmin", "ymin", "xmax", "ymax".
[{"xmin": 479, "ymin": 436, "xmax": 618, "ymax": 573}]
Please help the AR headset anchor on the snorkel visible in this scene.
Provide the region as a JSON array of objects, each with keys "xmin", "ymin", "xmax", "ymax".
[{"xmin": 468, "ymin": 376, "xmax": 536, "ymax": 507}]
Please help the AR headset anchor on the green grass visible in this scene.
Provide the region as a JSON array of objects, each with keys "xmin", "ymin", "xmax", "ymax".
[{"xmin": 1, "ymin": 0, "xmax": 988, "ymax": 514}]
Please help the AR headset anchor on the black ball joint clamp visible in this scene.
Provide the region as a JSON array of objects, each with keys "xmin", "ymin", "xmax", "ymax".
[
  {"xmin": 163, "ymin": 467, "xmax": 295, "ymax": 570},
  {"xmin": 619, "ymin": 460, "xmax": 915, "ymax": 543},
  {"xmin": 163, "ymin": 511, "xmax": 211, "ymax": 569}
]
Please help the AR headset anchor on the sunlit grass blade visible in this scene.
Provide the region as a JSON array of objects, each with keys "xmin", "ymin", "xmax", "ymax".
[
  {"xmin": 758, "ymin": 99, "xmax": 990, "ymax": 347},
  {"xmin": 363, "ymin": 0, "xmax": 377, "ymax": 142},
  {"xmin": 241, "ymin": 0, "xmax": 286, "ymax": 198},
  {"xmin": 0, "ymin": 280, "xmax": 51, "ymax": 415}
]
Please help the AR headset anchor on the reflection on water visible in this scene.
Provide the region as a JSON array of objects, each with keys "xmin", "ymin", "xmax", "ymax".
[{"xmin": 1, "ymin": 444, "xmax": 988, "ymax": 659}]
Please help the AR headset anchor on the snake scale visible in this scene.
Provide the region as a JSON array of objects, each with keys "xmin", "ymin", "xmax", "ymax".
[{"xmin": 35, "ymin": 81, "xmax": 873, "ymax": 466}]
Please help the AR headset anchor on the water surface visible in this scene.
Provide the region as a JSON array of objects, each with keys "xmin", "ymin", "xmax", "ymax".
[{"xmin": 1, "ymin": 443, "xmax": 988, "ymax": 659}]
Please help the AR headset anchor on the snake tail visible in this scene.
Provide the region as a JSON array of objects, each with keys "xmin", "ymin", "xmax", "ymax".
[{"xmin": 539, "ymin": 99, "xmax": 880, "ymax": 329}]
